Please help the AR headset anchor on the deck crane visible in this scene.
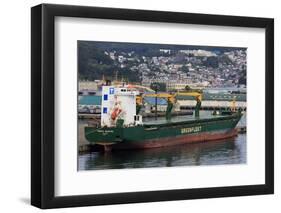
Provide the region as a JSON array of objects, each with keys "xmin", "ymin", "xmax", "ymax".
[{"xmin": 136, "ymin": 91, "xmax": 202, "ymax": 120}]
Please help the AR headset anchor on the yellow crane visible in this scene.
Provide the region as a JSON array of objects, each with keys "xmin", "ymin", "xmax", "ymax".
[{"xmin": 136, "ymin": 91, "xmax": 202, "ymax": 119}]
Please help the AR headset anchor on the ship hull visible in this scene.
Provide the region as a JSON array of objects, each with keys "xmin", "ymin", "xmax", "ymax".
[
  {"xmin": 109, "ymin": 129, "xmax": 238, "ymax": 150},
  {"xmin": 85, "ymin": 113, "xmax": 242, "ymax": 151}
]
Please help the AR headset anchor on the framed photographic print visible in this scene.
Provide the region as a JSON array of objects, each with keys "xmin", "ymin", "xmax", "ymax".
[{"xmin": 31, "ymin": 4, "xmax": 274, "ymax": 209}]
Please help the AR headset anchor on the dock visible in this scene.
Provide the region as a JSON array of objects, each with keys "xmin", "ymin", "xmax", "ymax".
[
  {"xmin": 78, "ymin": 123, "xmax": 91, "ymax": 152},
  {"xmin": 78, "ymin": 110, "xmax": 193, "ymax": 120}
]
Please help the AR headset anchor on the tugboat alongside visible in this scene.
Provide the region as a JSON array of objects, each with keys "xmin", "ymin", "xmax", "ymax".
[{"xmin": 85, "ymin": 84, "xmax": 242, "ymax": 151}]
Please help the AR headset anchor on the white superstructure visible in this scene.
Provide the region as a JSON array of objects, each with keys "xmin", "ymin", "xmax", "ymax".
[{"xmin": 101, "ymin": 85, "xmax": 140, "ymax": 127}]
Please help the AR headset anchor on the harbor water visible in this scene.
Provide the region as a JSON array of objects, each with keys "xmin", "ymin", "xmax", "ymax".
[{"xmin": 78, "ymin": 112, "xmax": 246, "ymax": 171}]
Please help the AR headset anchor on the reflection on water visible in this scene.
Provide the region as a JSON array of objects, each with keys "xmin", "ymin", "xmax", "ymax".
[{"xmin": 78, "ymin": 134, "xmax": 246, "ymax": 171}]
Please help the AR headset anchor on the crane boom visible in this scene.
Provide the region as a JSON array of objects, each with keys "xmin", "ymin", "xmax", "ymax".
[
  {"xmin": 136, "ymin": 91, "xmax": 203, "ymax": 119},
  {"xmin": 176, "ymin": 92, "xmax": 202, "ymax": 101}
]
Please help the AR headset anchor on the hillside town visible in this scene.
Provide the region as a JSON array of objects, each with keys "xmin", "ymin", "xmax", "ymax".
[
  {"xmin": 104, "ymin": 48, "xmax": 247, "ymax": 90},
  {"xmin": 78, "ymin": 41, "xmax": 247, "ymax": 91}
]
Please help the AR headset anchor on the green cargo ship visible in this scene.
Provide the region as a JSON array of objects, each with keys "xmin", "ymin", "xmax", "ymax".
[{"xmin": 84, "ymin": 85, "xmax": 242, "ymax": 151}]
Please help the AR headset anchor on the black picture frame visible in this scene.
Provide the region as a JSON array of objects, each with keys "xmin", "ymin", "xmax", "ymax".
[{"xmin": 31, "ymin": 3, "xmax": 274, "ymax": 209}]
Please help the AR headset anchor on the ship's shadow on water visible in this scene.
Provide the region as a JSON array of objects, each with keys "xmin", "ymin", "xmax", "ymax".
[{"xmin": 78, "ymin": 134, "xmax": 246, "ymax": 171}]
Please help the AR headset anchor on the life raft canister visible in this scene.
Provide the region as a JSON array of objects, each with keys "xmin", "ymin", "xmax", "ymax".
[{"xmin": 111, "ymin": 108, "xmax": 122, "ymax": 120}]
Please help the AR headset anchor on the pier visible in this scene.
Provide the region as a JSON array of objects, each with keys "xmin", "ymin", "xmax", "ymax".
[
  {"xmin": 78, "ymin": 123, "xmax": 91, "ymax": 152},
  {"xmin": 178, "ymin": 100, "xmax": 247, "ymax": 111},
  {"xmin": 78, "ymin": 110, "xmax": 193, "ymax": 120}
]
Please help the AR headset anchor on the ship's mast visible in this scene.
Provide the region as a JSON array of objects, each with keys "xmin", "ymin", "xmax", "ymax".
[{"xmin": 150, "ymin": 83, "xmax": 160, "ymax": 120}]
